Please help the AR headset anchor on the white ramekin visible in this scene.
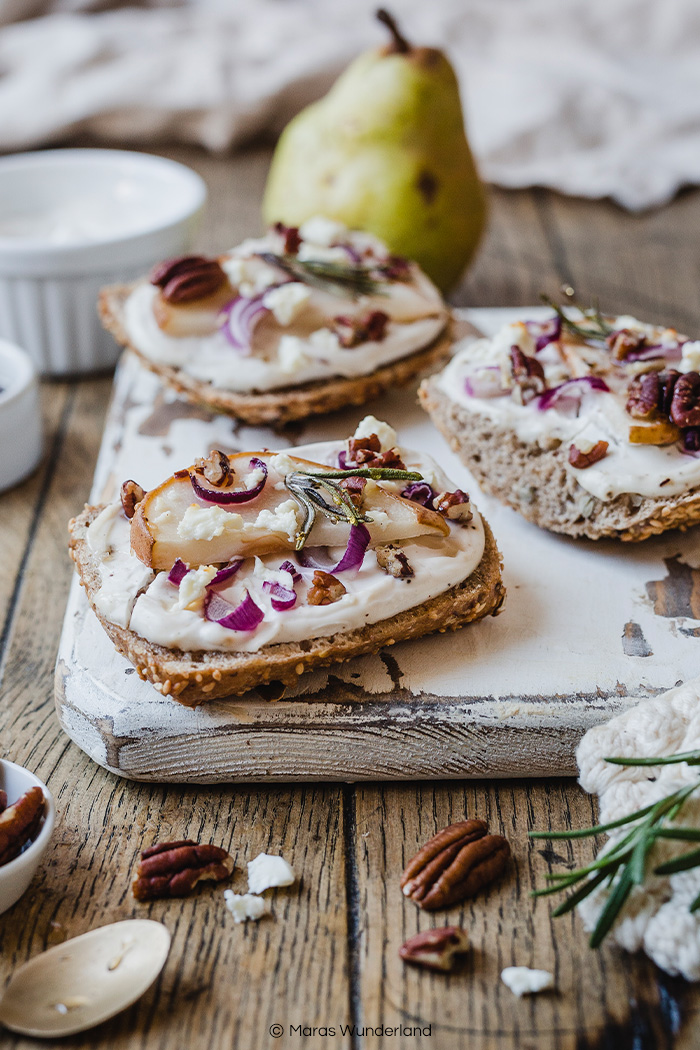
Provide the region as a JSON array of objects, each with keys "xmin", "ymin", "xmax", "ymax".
[
  {"xmin": 0, "ymin": 339, "xmax": 42, "ymax": 492},
  {"xmin": 0, "ymin": 760, "xmax": 55, "ymax": 915},
  {"xmin": 0, "ymin": 149, "xmax": 207, "ymax": 376}
]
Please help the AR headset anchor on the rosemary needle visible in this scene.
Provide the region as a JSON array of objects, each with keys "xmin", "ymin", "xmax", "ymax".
[
  {"xmin": 258, "ymin": 252, "xmax": 384, "ymax": 300},
  {"xmin": 284, "ymin": 466, "xmax": 422, "ymax": 550}
]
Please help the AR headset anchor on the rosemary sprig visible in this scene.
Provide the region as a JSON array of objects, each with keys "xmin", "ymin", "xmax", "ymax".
[
  {"xmin": 258, "ymin": 252, "xmax": 384, "ymax": 300},
  {"xmin": 541, "ymin": 289, "xmax": 614, "ymax": 345},
  {"xmin": 530, "ymin": 749, "xmax": 700, "ymax": 948},
  {"xmin": 284, "ymin": 467, "xmax": 422, "ymax": 550}
]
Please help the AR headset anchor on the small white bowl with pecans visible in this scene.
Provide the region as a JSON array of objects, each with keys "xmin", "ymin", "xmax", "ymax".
[{"xmin": 0, "ymin": 760, "xmax": 55, "ymax": 915}]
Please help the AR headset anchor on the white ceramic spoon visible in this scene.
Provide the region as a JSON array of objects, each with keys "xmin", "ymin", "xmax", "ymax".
[{"xmin": 0, "ymin": 920, "xmax": 171, "ymax": 1038}]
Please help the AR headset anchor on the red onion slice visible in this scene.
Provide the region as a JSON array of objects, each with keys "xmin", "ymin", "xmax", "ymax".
[
  {"xmin": 526, "ymin": 316, "xmax": 562, "ymax": 351},
  {"xmin": 624, "ymin": 342, "xmax": 684, "ymax": 363},
  {"xmin": 190, "ymin": 457, "xmax": 268, "ymax": 505},
  {"xmin": 278, "ymin": 560, "xmax": 301, "ymax": 583},
  {"xmin": 219, "ymin": 295, "xmax": 269, "ymax": 354},
  {"xmin": 298, "ymin": 524, "xmax": 370, "ymax": 573},
  {"xmin": 210, "ymin": 560, "xmax": 243, "ymax": 586},
  {"xmin": 263, "ymin": 580, "xmax": 297, "ymax": 611},
  {"xmin": 204, "ymin": 588, "xmax": 264, "ymax": 632},
  {"xmin": 464, "ymin": 366, "xmax": 510, "ymax": 399},
  {"xmin": 401, "ymin": 481, "xmax": 434, "ymax": 506},
  {"xmin": 538, "ymin": 376, "xmax": 610, "ymax": 414},
  {"xmin": 167, "ymin": 559, "xmax": 189, "ymax": 586}
]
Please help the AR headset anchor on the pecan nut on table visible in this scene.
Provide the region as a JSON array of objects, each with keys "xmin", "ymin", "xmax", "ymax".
[
  {"xmin": 132, "ymin": 839, "xmax": 234, "ymax": 901},
  {"xmin": 401, "ymin": 820, "xmax": 511, "ymax": 910},
  {"xmin": 399, "ymin": 927, "xmax": 470, "ymax": 972}
]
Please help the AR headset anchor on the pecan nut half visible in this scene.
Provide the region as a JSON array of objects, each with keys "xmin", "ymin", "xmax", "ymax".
[
  {"xmin": 401, "ymin": 820, "xmax": 511, "ymax": 910},
  {"xmin": 150, "ymin": 255, "xmax": 227, "ymax": 304},
  {"xmin": 120, "ymin": 479, "xmax": 145, "ymax": 519},
  {"xmin": 193, "ymin": 450, "xmax": 234, "ymax": 488},
  {"xmin": 375, "ymin": 544, "xmax": 413, "ymax": 578},
  {"xmin": 510, "ymin": 346, "xmax": 546, "ymax": 403},
  {"xmin": 132, "ymin": 839, "xmax": 234, "ymax": 901},
  {"xmin": 670, "ymin": 371, "xmax": 700, "ymax": 428},
  {"xmin": 568, "ymin": 440, "xmax": 609, "ymax": 469},
  {"xmin": 0, "ymin": 786, "xmax": 45, "ymax": 866},
  {"xmin": 307, "ymin": 571, "xmax": 346, "ymax": 606},
  {"xmin": 399, "ymin": 927, "xmax": 470, "ymax": 972}
]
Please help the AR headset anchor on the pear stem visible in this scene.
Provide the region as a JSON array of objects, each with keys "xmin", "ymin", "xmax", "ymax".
[{"xmin": 376, "ymin": 9, "xmax": 411, "ymax": 54}]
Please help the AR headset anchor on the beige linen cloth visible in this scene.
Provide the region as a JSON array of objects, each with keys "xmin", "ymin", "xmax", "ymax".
[{"xmin": 2, "ymin": 0, "xmax": 700, "ymax": 209}]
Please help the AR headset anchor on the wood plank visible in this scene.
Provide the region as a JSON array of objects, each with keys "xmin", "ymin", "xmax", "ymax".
[
  {"xmin": 352, "ymin": 780, "xmax": 700, "ymax": 1050},
  {"xmin": 536, "ymin": 188, "xmax": 700, "ymax": 334},
  {"xmin": 455, "ymin": 188, "xmax": 565, "ymax": 310}
]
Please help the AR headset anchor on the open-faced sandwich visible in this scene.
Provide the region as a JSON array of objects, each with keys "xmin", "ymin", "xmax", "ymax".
[
  {"xmin": 99, "ymin": 217, "xmax": 450, "ymax": 425},
  {"xmin": 68, "ymin": 418, "xmax": 504, "ymax": 706},
  {"xmin": 420, "ymin": 306, "xmax": 700, "ymax": 541}
]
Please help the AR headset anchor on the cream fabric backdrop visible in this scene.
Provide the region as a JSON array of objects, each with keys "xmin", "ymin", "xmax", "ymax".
[{"xmin": 1, "ymin": 0, "xmax": 700, "ymax": 209}]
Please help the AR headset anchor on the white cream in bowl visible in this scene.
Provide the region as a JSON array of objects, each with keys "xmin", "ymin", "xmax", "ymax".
[{"xmin": 0, "ymin": 149, "xmax": 207, "ymax": 375}]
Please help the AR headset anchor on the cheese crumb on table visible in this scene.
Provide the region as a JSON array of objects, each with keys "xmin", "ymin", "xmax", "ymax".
[
  {"xmin": 224, "ymin": 891, "xmax": 267, "ymax": 924},
  {"xmin": 247, "ymin": 853, "xmax": 296, "ymax": 894},
  {"xmin": 501, "ymin": 967, "xmax": 554, "ymax": 997}
]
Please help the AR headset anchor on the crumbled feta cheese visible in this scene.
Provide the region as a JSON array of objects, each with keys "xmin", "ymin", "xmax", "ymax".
[
  {"xmin": 613, "ymin": 315, "xmax": 656, "ymax": 337},
  {"xmin": 278, "ymin": 336, "xmax": 310, "ymax": 375},
  {"xmin": 297, "ymin": 242, "xmax": 349, "ymax": 264},
  {"xmin": 177, "ymin": 504, "xmax": 243, "ymax": 541},
  {"xmin": 680, "ymin": 340, "xmax": 700, "ymax": 373},
  {"xmin": 253, "ymin": 500, "xmax": 302, "ymax": 542},
  {"xmin": 268, "ymin": 452, "xmax": 299, "ymax": 480},
  {"xmin": 308, "ymin": 328, "xmax": 341, "ymax": 357},
  {"xmin": 247, "ymin": 853, "xmax": 296, "ymax": 894},
  {"xmin": 244, "ymin": 466, "xmax": 266, "ymax": 490},
  {"xmin": 253, "ymin": 556, "xmax": 294, "ymax": 589},
  {"xmin": 177, "ymin": 564, "xmax": 217, "ymax": 611},
  {"xmin": 353, "ymin": 416, "xmax": 398, "ymax": 451},
  {"xmin": 221, "ymin": 254, "xmax": 279, "ymax": 298},
  {"xmin": 223, "ymin": 891, "xmax": 267, "ymax": 924},
  {"xmin": 501, "ymin": 967, "xmax": 554, "ymax": 997},
  {"xmin": 298, "ymin": 216, "xmax": 348, "ymax": 247},
  {"xmin": 263, "ymin": 282, "xmax": 311, "ymax": 326}
]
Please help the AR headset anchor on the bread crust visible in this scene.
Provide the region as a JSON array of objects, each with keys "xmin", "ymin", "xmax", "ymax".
[
  {"xmin": 420, "ymin": 377, "xmax": 700, "ymax": 542},
  {"xmin": 68, "ymin": 506, "xmax": 505, "ymax": 707},
  {"xmin": 99, "ymin": 283, "xmax": 451, "ymax": 425}
]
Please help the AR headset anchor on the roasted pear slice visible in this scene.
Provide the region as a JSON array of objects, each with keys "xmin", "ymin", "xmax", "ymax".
[
  {"xmin": 131, "ymin": 451, "xmax": 449, "ymax": 571},
  {"xmin": 628, "ymin": 420, "xmax": 681, "ymax": 445}
]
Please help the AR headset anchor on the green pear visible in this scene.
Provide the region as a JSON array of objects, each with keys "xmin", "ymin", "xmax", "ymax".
[{"xmin": 262, "ymin": 10, "xmax": 486, "ymax": 293}]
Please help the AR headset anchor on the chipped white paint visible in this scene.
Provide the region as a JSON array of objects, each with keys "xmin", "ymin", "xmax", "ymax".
[{"xmin": 55, "ymin": 311, "xmax": 700, "ymax": 782}]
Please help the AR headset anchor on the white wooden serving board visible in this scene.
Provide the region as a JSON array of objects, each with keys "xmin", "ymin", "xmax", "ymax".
[{"xmin": 55, "ymin": 308, "xmax": 700, "ymax": 782}]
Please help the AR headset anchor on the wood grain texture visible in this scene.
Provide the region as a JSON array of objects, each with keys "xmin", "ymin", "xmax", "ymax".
[{"xmin": 1, "ymin": 139, "xmax": 700, "ymax": 1048}]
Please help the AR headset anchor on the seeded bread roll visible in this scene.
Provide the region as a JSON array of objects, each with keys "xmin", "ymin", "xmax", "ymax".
[
  {"xmin": 99, "ymin": 284, "xmax": 451, "ymax": 426},
  {"xmin": 69, "ymin": 505, "xmax": 505, "ymax": 707},
  {"xmin": 420, "ymin": 377, "xmax": 700, "ymax": 542}
]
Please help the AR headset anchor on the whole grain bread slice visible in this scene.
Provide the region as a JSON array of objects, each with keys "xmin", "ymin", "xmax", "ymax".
[
  {"xmin": 420, "ymin": 377, "xmax": 700, "ymax": 542},
  {"xmin": 69, "ymin": 506, "xmax": 505, "ymax": 707},
  {"xmin": 99, "ymin": 284, "xmax": 451, "ymax": 425}
]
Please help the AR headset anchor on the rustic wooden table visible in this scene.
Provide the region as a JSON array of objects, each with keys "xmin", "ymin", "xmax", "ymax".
[{"xmin": 1, "ymin": 145, "xmax": 699, "ymax": 1050}]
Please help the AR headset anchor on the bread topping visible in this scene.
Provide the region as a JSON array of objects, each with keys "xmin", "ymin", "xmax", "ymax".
[
  {"xmin": 86, "ymin": 427, "xmax": 485, "ymax": 654},
  {"xmin": 122, "ymin": 219, "xmax": 447, "ymax": 393},
  {"xmin": 437, "ymin": 314, "xmax": 700, "ymax": 501}
]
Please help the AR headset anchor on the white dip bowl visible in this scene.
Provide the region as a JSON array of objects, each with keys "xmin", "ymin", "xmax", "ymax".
[
  {"xmin": 0, "ymin": 760, "xmax": 55, "ymax": 915},
  {"xmin": 0, "ymin": 149, "xmax": 207, "ymax": 376},
  {"xmin": 0, "ymin": 340, "xmax": 42, "ymax": 492}
]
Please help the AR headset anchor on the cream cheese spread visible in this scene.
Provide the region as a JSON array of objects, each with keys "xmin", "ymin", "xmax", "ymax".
[
  {"xmin": 86, "ymin": 435, "xmax": 485, "ymax": 654},
  {"xmin": 122, "ymin": 219, "xmax": 447, "ymax": 393},
  {"xmin": 438, "ymin": 315, "xmax": 700, "ymax": 501}
]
